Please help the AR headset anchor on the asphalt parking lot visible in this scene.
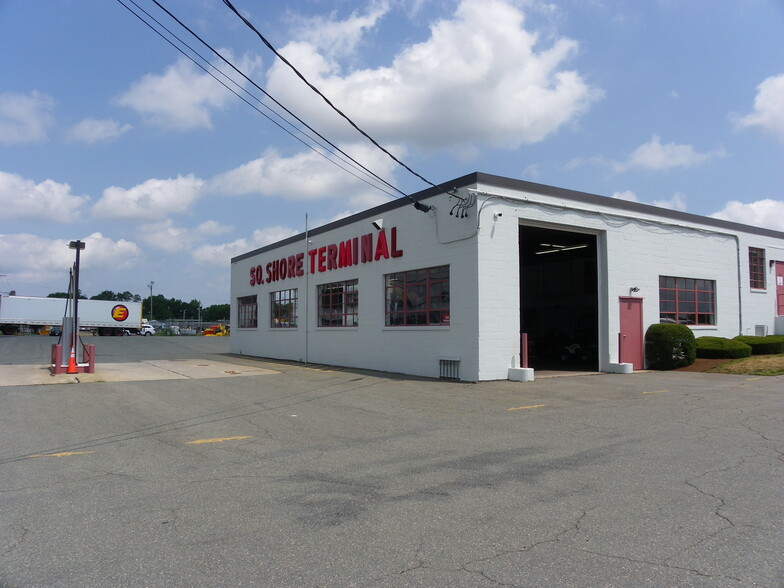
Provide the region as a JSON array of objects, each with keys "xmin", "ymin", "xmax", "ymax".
[{"xmin": 0, "ymin": 335, "xmax": 782, "ymax": 587}]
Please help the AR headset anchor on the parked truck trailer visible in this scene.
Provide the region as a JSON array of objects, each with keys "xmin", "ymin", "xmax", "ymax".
[{"xmin": 0, "ymin": 295, "xmax": 144, "ymax": 336}]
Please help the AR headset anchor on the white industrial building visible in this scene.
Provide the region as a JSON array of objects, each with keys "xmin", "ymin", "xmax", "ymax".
[{"xmin": 230, "ymin": 172, "xmax": 784, "ymax": 381}]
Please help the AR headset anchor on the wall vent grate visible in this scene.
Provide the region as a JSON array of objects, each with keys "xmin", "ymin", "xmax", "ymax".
[{"xmin": 439, "ymin": 359, "xmax": 460, "ymax": 380}]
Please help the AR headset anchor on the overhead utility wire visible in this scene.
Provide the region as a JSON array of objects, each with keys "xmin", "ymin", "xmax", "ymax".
[
  {"xmin": 117, "ymin": 0, "xmax": 399, "ymax": 198},
  {"xmin": 221, "ymin": 0, "xmax": 441, "ymax": 207},
  {"xmin": 142, "ymin": 0, "xmax": 406, "ymax": 199}
]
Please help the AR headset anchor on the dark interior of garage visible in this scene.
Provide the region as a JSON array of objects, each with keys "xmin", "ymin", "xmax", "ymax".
[{"xmin": 519, "ymin": 225, "xmax": 598, "ymax": 370}]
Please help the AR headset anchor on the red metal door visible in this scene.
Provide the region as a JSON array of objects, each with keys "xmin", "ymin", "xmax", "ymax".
[
  {"xmin": 776, "ymin": 262, "xmax": 784, "ymax": 316},
  {"xmin": 619, "ymin": 297, "xmax": 644, "ymax": 370}
]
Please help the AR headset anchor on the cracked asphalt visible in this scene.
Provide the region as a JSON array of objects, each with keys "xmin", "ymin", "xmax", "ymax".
[{"xmin": 1, "ymin": 336, "xmax": 782, "ymax": 587}]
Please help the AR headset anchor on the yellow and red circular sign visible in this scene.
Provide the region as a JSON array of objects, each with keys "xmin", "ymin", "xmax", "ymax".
[{"xmin": 111, "ymin": 304, "xmax": 129, "ymax": 322}]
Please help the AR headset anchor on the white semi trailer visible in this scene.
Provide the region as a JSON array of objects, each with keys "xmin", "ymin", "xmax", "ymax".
[{"xmin": 0, "ymin": 295, "xmax": 144, "ymax": 336}]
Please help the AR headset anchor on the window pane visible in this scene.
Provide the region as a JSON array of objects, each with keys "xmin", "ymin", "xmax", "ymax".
[
  {"xmin": 385, "ymin": 265, "xmax": 450, "ymax": 327},
  {"xmin": 317, "ymin": 280, "xmax": 358, "ymax": 328},
  {"xmin": 271, "ymin": 289, "xmax": 297, "ymax": 328},
  {"xmin": 659, "ymin": 275, "xmax": 716, "ymax": 327},
  {"xmin": 237, "ymin": 295, "xmax": 258, "ymax": 328}
]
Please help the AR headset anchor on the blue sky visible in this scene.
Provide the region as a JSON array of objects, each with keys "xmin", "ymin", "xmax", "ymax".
[{"xmin": 1, "ymin": 0, "xmax": 782, "ymax": 307}]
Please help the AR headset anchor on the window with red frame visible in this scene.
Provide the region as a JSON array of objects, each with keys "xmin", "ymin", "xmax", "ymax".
[
  {"xmin": 385, "ymin": 265, "xmax": 450, "ymax": 326},
  {"xmin": 237, "ymin": 295, "xmax": 258, "ymax": 328},
  {"xmin": 317, "ymin": 279, "xmax": 358, "ymax": 327},
  {"xmin": 749, "ymin": 247, "xmax": 766, "ymax": 289},
  {"xmin": 659, "ymin": 276, "xmax": 716, "ymax": 326},
  {"xmin": 270, "ymin": 289, "xmax": 297, "ymax": 328}
]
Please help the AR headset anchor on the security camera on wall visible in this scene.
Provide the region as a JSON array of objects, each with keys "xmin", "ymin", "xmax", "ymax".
[{"xmin": 372, "ymin": 218, "xmax": 383, "ymax": 230}]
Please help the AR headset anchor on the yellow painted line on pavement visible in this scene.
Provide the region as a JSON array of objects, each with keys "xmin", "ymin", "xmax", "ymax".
[
  {"xmin": 746, "ymin": 377, "xmax": 762, "ymax": 381},
  {"xmin": 507, "ymin": 404, "xmax": 546, "ymax": 411},
  {"xmin": 643, "ymin": 389, "xmax": 669, "ymax": 395},
  {"xmin": 28, "ymin": 451, "xmax": 95, "ymax": 458},
  {"xmin": 186, "ymin": 436, "xmax": 252, "ymax": 445}
]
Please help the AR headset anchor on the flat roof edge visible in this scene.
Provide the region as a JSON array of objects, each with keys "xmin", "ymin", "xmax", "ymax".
[{"xmin": 232, "ymin": 172, "xmax": 784, "ymax": 263}]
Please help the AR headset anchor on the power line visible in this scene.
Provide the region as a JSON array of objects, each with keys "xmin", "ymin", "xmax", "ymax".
[
  {"xmin": 221, "ymin": 0, "xmax": 439, "ymax": 210},
  {"xmin": 130, "ymin": 0, "xmax": 410, "ymax": 200},
  {"xmin": 117, "ymin": 0, "xmax": 402, "ymax": 199}
]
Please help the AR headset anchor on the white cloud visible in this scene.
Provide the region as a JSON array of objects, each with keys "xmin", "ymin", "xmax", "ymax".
[
  {"xmin": 733, "ymin": 73, "xmax": 784, "ymax": 143},
  {"xmin": 78, "ymin": 232, "xmax": 143, "ymax": 270},
  {"xmin": 0, "ymin": 91, "xmax": 55, "ymax": 144},
  {"xmin": 196, "ymin": 220, "xmax": 233, "ymax": 236},
  {"xmin": 611, "ymin": 190, "xmax": 638, "ymax": 202},
  {"xmin": 92, "ymin": 175, "xmax": 204, "ymax": 221},
  {"xmin": 611, "ymin": 190, "xmax": 687, "ymax": 211},
  {"xmin": 137, "ymin": 219, "xmax": 235, "ymax": 252},
  {"xmin": 290, "ymin": 1, "xmax": 390, "ymax": 58},
  {"xmin": 67, "ymin": 118, "xmax": 132, "ymax": 143},
  {"xmin": 0, "ymin": 171, "xmax": 90, "ymax": 222},
  {"xmin": 0, "ymin": 232, "xmax": 141, "ymax": 287},
  {"xmin": 711, "ymin": 199, "xmax": 784, "ymax": 232},
  {"xmin": 117, "ymin": 52, "xmax": 262, "ymax": 131},
  {"xmin": 192, "ymin": 226, "xmax": 299, "ymax": 267},
  {"xmin": 625, "ymin": 135, "xmax": 725, "ymax": 171},
  {"xmin": 136, "ymin": 220, "xmax": 192, "ymax": 252},
  {"xmin": 521, "ymin": 164, "xmax": 541, "ymax": 179},
  {"xmin": 572, "ymin": 136, "xmax": 725, "ymax": 173},
  {"xmin": 652, "ymin": 192, "xmax": 687, "ymax": 212},
  {"xmin": 266, "ymin": 0, "xmax": 601, "ymax": 149},
  {"xmin": 209, "ymin": 142, "xmax": 399, "ymax": 207}
]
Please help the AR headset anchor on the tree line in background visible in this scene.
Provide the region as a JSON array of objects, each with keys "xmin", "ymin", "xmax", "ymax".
[{"xmin": 46, "ymin": 290, "xmax": 229, "ymax": 322}]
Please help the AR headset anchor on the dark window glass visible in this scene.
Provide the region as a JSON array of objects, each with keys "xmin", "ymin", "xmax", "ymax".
[
  {"xmin": 237, "ymin": 295, "xmax": 258, "ymax": 328},
  {"xmin": 385, "ymin": 265, "xmax": 450, "ymax": 327},
  {"xmin": 659, "ymin": 275, "xmax": 716, "ymax": 326},
  {"xmin": 317, "ymin": 280, "xmax": 358, "ymax": 327},
  {"xmin": 270, "ymin": 289, "xmax": 297, "ymax": 328},
  {"xmin": 749, "ymin": 247, "xmax": 766, "ymax": 289}
]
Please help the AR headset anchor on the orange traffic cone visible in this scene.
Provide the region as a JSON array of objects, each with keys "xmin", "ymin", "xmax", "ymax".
[{"xmin": 66, "ymin": 345, "xmax": 78, "ymax": 374}]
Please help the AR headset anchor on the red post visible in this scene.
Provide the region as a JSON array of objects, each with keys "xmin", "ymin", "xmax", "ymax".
[
  {"xmin": 521, "ymin": 332, "xmax": 529, "ymax": 369},
  {"xmin": 83, "ymin": 344, "xmax": 96, "ymax": 373}
]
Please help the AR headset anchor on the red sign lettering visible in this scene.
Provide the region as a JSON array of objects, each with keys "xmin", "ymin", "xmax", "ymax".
[{"xmin": 249, "ymin": 227, "xmax": 404, "ymax": 286}]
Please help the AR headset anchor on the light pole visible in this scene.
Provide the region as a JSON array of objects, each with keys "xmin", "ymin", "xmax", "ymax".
[
  {"xmin": 68, "ymin": 240, "xmax": 85, "ymax": 372},
  {"xmin": 147, "ymin": 281, "xmax": 154, "ymax": 321}
]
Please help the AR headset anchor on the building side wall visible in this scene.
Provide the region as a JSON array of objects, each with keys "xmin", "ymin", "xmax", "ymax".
[
  {"xmin": 473, "ymin": 183, "xmax": 784, "ymax": 378},
  {"xmin": 230, "ymin": 177, "xmax": 784, "ymax": 382},
  {"xmin": 230, "ymin": 194, "xmax": 481, "ymax": 380}
]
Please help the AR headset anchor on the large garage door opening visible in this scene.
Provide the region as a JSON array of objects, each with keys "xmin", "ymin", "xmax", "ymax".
[{"xmin": 519, "ymin": 225, "xmax": 598, "ymax": 370}]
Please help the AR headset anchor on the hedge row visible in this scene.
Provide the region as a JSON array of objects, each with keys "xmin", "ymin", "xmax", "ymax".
[
  {"xmin": 645, "ymin": 323, "xmax": 696, "ymax": 370},
  {"xmin": 732, "ymin": 335, "xmax": 784, "ymax": 355},
  {"xmin": 696, "ymin": 337, "xmax": 752, "ymax": 359},
  {"xmin": 646, "ymin": 329, "xmax": 784, "ymax": 369}
]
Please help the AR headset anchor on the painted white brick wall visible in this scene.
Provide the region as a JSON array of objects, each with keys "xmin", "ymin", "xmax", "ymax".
[
  {"xmin": 472, "ymin": 182, "xmax": 784, "ymax": 378},
  {"xmin": 230, "ymin": 192, "xmax": 480, "ymax": 380},
  {"xmin": 231, "ymin": 179, "xmax": 784, "ymax": 381}
]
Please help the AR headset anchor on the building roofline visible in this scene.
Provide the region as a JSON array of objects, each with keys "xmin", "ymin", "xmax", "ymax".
[{"xmin": 232, "ymin": 171, "xmax": 784, "ymax": 263}]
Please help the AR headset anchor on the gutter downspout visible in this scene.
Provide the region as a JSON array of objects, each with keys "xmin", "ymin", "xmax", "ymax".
[{"xmin": 733, "ymin": 234, "xmax": 743, "ymax": 335}]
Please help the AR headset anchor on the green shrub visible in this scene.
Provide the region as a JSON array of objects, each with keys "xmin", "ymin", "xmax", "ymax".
[
  {"xmin": 696, "ymin": 336, "xmax": 752, "ymax": 359},
  {"xmin": 645, "ymin": 323, "xmax": 696, "ymax": 370},
  {"xmin": 732, "ymin": 335, "xmax": 784, "ymax": 355}
]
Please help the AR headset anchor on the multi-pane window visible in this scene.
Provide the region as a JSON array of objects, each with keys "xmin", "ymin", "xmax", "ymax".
[
  {"xmin": 749, "ymin": 247, "xmax": 766, "ymax": 289},
  {"xmin": 385, "ymin": 265, "xmax": 450, "ymax": 326},
  {"xmin": 237, "ymin": 295, "xmax": 258, "ymax": 328},
  {"xmin": 659, "ymin": 276, "xmax": 716, "ymax": 326},
  {"xmin": 270, "ymin": 289, "xmax": 297, "ymax": 328},
  {"xmin": 317, "ymin": 280, "xmax": 358, "ymax": 327}
]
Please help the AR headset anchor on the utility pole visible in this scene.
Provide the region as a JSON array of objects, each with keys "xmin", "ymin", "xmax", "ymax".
[{"xmin": 147, "ymin": 281, "xmax": 154, "ymax": 321}]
